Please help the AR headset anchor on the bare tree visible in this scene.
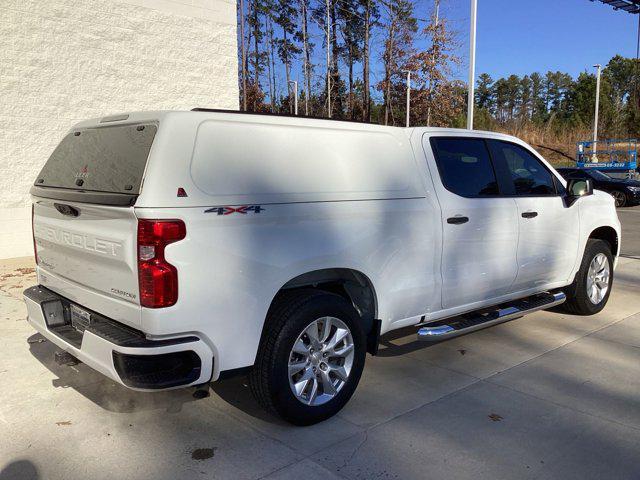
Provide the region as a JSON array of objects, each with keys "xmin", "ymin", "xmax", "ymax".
[
  {"xmin": 379, "ymin": 0, "xmax": 416, "ymax": 125},
  {"xmin": 410, "ymin": 3, "xmax": 463, "ymax": 128}
]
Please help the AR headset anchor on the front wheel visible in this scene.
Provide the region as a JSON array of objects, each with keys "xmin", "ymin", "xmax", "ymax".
[
  {"xmin": 249, "ymin": 290, "xmax": 366, "ymax": 425},
  {"xmin": 561, "ymin": 239, "xmax": 614, "ymax": 315}
]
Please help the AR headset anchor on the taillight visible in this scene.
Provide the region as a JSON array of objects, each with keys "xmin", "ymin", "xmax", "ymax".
[
  {"xmin": 32, "ymin": 204, "xmax": 38, "ymax": 265},
  {"xmin": 137, "ymin": 219, "xmax": 186, "ymax": 308}
]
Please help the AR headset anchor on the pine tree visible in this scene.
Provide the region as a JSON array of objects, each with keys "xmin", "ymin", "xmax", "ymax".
[
  {"xmin": 475, "ymin": 73, "xmax": 494, "ymax": 111},
  {"xmin": 530, "ymin": 72, "xmax": 546, "ymax": 123},
  {"xmin": 246, "ymin": 0, "xmax": 267, "ymax": 111},
  {"xmin": 339, "ymin": 0, "xmax": 365, "ymax": 119},
  {"xmin": 299, "ymin": 0, "xmax": 314, "ymax": 115},
  {"xmin": 274, "ymin": 0, "xmax": 302, "ymax": 114},
  {"xmin": 362, "ymin": 0, "xmax": 378, "ymax": 121}
]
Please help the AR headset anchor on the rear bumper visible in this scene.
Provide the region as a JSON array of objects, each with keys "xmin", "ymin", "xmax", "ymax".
[{"xmin": 23, "ymin": 285, "xmax": 214, "ymax": 391}]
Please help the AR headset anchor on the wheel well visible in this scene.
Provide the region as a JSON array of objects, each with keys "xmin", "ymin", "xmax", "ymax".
[
  {"xmin": 589, "ymin": 226, "xmax": 619, "ymax": 256},
  {"xmin": 270, "ymin": 268, "xmax": 379, "ymax": 351}
]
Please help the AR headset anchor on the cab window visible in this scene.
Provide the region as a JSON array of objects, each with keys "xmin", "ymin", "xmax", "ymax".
[
  {"xmin": 430, "ymin": 137, "xmax": 499, "ymax": 197},
  {"xmin": 488, "ymin": 141, "xmax": 557, "ymax": 196}
]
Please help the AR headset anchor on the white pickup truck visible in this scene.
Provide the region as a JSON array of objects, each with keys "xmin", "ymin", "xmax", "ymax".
[{"xmin": 24, "ymin": 110, "xmax": 621, "ymax": 425}]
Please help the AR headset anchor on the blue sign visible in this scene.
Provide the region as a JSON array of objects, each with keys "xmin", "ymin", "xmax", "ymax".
[
  {"xmin": 576, "ymin": 138, "xmax": 637, "ymax": 170},
  {"xmin": 577, "ymin": 161, "xmax": 637, "ymax": 170}
]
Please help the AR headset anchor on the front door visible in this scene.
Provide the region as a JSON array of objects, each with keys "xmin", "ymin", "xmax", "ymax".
[
  {"xmin": 426, "ymin": 136, "xmax": 519, "ymax": 310},
  {"xmin": 486, "ymin": 140, "xmax": 580, "ymax": 290}
]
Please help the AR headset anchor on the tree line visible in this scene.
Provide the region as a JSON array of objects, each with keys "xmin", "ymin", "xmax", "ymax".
[
  {"xmin": 238, "ymin": 0, "xmax": 465, "ymax": 126},
  {"xmin": 474, "ymin": 55, "xmax": 640, "ymax": 147},
  {"xmin": 237, "ymin": 0, "xmax": 639, "ymax": 152}
]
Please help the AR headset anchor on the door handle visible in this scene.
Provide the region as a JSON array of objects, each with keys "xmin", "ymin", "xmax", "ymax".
[
  {"xmin": 522, "ymin": 211, "xmax": 538, "ymax": 219},
  {"xmin": 447, "ymin": 216, "xmax": 469, "ymax": 225}
]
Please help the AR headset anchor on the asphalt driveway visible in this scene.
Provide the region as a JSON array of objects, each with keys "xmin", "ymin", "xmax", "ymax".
[{"xmin": 1, "ymin": 255, "xmax": 640, "ymax": 480}]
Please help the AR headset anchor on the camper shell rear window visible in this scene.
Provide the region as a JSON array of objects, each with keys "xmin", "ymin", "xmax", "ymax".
[{"xmin": 32, "ymin": 123, "xmax": 157, "ymax": 203}]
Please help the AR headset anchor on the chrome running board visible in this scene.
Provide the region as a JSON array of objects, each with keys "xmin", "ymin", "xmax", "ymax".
[{"xmin": 417, "ymin": 291, "xmax": 566, "ymax": 341}]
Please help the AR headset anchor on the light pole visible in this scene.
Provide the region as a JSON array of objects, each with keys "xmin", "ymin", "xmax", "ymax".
[
  {"xmin": 466, "ymin": 0, "xmax": 477, "ymax": 130},
  {"xmin": 426, "ymin": 0, "xmax": 440, "ymax": 127},
  {"xmin": 592, "ymin": 64, "xmax": 602, "ymax": 161},
  {"xmin": 289, "ymin": 80, "xmax": 298, "ymax": 115},
  {"xmin": 403, "ymin": 70, "xmax": 412, "ymax": 127}
]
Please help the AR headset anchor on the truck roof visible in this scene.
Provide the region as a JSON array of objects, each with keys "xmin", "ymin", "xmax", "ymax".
[{"xmin": 73, "ymin": 109, "xmax": 519, "ymax": 143}]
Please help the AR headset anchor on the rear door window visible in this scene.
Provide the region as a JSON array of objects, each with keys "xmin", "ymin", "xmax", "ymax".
[
  {"xmin": 35, "ymin": 124, "xmax": 157, "ymax": 194},
  {"xmin": 430, "ymin": 137, "xmax": 499, "ymax": 197}
]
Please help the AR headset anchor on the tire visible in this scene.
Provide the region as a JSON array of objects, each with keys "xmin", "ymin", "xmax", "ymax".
[
  {"xmin": 611, "ymin": 190, "xmax": 627, "ymax": 208},
  {"xmin": 561, "ymin": 239, "xmax": 614, "ymax": 315},
  {"xmin": 249, "ymin": 289, "xmax": 367, "ymax": 425}
]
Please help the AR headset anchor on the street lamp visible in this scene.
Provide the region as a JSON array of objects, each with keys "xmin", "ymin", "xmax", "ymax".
[
  {"xmin": 467, "ymin": 0, "xmax": 478, "ymax": 130},
  {"xmin": 289, "ymin": 80, "xmax": 299, "ymax": 116},
  {"xmin": 592, "ymin": 64, "xmax": 602, "ymax": 162}
]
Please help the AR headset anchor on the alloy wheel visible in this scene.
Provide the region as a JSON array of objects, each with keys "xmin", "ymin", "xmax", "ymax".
[
  {"xmin": 287, "ymin": 316, "xmax": 355, "ymax": 406},
  {"xmin": 586, "ymin": 252, "xmax": 610, "ymax": 305}
]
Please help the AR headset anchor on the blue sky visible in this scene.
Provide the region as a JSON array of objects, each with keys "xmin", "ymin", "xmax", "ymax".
[
  {"xmin": 277, "ymin": 0, "xmax": 640, "ymax": 101},
  {"xmin": 442, "ymin": 0, "xmax": 640, "ymax": 79}
]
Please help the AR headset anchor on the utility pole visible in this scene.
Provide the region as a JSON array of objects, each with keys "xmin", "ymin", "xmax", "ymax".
[
  {"xmin": 326, "ymin": 0, "xmax": 332, "ymax": 118},
  {"xmin": 466, "ymin": 0, "xmax": 477, "ymax": 130},
  {"xmin": 403, "ymin": 71, "xmax": 412, "ymax": 127},
  {"xmin": 592, "ymin": 64, "xmax": 602, "ymax": 161},
  {"xmin": 289, "ymin": 80, "xmax": 299, "ymax": 115}
]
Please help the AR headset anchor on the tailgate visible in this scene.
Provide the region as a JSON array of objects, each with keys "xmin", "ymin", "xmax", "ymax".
[
  {"xmin": 27, "ymin": 120, "xmax": 158, "ymax": 327},
  {"xmin": 33, "ymin": 199, "xmax": 141, "ymax": 325}
]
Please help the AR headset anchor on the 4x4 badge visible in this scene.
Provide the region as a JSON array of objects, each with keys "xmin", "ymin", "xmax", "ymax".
[{"xmin": 204, "ymin": 205, "xmax": 264, "ymax": 215}]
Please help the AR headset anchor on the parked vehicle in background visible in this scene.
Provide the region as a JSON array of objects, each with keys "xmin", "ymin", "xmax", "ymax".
[
  {"xmin": 24, "ymin": 110, "xmax": 621, "ymax": 425},
  {"xmin": 557, "ymin": 168, "xmax": 640, "ymax": 208}
]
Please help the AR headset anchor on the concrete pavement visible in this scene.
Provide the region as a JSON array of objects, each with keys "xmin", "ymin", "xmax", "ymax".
[{"xmin": 1, "ymin": 257, "xmax": 640, "ymax": 480}]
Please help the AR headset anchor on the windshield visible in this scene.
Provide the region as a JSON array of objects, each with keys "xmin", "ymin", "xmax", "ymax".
[{"xmin": 35, "ymin": 124, "xmax": 157, "ymax": 194}]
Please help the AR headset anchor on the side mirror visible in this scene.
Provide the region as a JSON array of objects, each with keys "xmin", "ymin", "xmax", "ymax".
[{"xmin": 566, "ymin": 178, "xmax": 593, "ymax": 206}]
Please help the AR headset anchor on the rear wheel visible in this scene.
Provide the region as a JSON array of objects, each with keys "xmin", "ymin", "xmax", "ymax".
[
  {"xmin": 611, "ymin": 190, "xmax": 627, "ymax": 208},
  {"xmin": 249, "ymin": 290, "xmax": 366, "ymax": 425},
  {"xmin": 562, "ymin": 239, "xmax": 613, "ymax": 315}
]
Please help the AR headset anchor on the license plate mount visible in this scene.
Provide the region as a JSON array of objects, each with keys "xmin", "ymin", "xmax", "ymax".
[{"xmin": 70, "ymin": 304, "xmax": 91, "ymax": 333}]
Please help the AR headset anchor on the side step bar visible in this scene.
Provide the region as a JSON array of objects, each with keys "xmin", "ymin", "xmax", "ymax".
[{"xmin": 417, "ymin": 291, "xmax": 566, "ymax": 341}]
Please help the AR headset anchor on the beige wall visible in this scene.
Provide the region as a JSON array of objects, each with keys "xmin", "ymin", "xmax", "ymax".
[{"xmin": 0, "ymin": 0, "xmax": 238, "ymax": 258}]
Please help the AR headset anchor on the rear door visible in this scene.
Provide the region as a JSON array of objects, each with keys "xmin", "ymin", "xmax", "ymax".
[
  {"xmin": 426, "ymin": 136, "xmax": 519, "ymax": 310},
  {"xmin": 31, "ymin": 123, "xmax": 157, "ymax": 318},
  {"xmin": 487, "ymin": 140, "xmax": 580, "ymax": 289}
]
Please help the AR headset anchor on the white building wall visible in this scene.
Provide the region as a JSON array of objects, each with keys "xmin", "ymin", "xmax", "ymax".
[{"xmin": 0, "ymin": 0, "xmax": 238, "ymax": 259}]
